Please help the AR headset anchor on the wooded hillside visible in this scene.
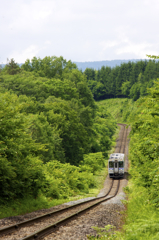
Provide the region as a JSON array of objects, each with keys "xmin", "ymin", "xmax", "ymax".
[{"xmin": 0, "ymin": 56, "xmax": 116, "ymax": 205}]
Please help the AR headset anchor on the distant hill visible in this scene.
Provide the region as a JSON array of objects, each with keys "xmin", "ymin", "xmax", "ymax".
[
  {"xmin": 0, "ymin": 64, "xmax": 6, "ymax": 68},
  {"xmin": 1, "ymin": 59, "xmax": 150, "ymax": 72},
  {"xmin": 74, "ymin": 59, "xmax": 147, "ymax": 72}
]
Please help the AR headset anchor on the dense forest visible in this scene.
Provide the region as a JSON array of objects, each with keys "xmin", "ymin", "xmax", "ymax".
[
  {"xmin": 84, "ymin": 59, "xmax": 159, "ymax": 101},
  {"xmin": 1, "ymin": 56, "xmax": 158, "ymax": 204},
  {"xmin": 1, "ymin": 55, "xmax": 159, "ymax": 239},
  {"xmin": 0, "ymin": 56, "xmax": 116, "ymax": 205}
]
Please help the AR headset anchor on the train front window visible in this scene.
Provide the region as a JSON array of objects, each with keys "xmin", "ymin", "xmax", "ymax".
[
  {"xmin": 119, "ymin": 161, "xmax": 123, "ymax": 167},
  {"xmin": 109, "ymin": 162, "xmax": 113, "ymax": 168}
]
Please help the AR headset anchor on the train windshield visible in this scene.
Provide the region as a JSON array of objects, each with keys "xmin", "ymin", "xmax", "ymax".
[
  {"xmin": 109, "ymin": 162, "xmax": 114, "ymax": 168},
  {"xmin": 119, "ymin": 161, "xmax": 124, "ymax": 167}
]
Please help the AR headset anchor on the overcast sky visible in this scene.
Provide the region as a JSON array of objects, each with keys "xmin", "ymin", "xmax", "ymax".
[{"xmin": 1, "ymin": 0, "xmax": 159, "ymax": 64}]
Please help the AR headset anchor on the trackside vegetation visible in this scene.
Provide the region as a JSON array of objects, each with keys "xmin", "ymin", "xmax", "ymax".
[
  {"xmin": 0, "ymin": 57, "xmax": 117, "ymax": 217},
  {"xmin": 88, "ymin": 83, "xmax": 159, "ymax": 238}
]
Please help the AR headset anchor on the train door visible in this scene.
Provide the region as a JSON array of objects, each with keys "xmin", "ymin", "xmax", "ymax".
[{"xmin": 114, "ymin": 161, "xmax": 118, "ymax": 174}]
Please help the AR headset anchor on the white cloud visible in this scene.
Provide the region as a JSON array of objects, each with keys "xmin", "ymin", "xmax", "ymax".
[
  {"xmin": 1, "ymin": 0, "xmax": 159, "ymax": 62},
  {"xmin": 9, "ymin": 45, "xmax": 41, "ymax": 63},
  {"xmin": 116, "ymin": 42, "xmax": 156, "ymax": 58},
  {"xmin": 100, "ymin": 41, "xmax": 119, "ymax": 51},
  {"xmin": 45, "ymin": 40, "xmax": 51, "ymax": 45}
]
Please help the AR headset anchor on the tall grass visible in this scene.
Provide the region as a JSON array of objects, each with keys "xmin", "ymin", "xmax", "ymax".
[
  {"xmin": 97, "ymin": 98, "xmax": 132, "ymax": 123},
  {"xmin": 0, "ymin": 195, "xmax": 70, "ymax": 219}
]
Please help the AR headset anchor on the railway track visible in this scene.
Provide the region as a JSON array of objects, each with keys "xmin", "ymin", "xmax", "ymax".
[{"xmin": 0, "ymin": 123, "xmax": 128, "ymax": 240}]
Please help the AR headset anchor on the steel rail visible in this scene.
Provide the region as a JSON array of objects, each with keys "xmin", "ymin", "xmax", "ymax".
[
  {"xmin": 119, "ymin": 124, "xmax": 126, "ymax": 153},
  {"xmin": 115, "ymin": 123, "xmax": 126, "ymax": 153},
  {"xmin": 0, "ymin": 179, "xmax": 114, "ymax": 237},
  {"xmin": 122, "ymin": 126, "xmax": 127, "ymax": 154},
  {"xmin": 21, "ymin": 180, "xmax": 120, "ymax": 240},
  {"xmin": 117, "ymin": 123, "xmax": 128, "ymax": 154}
]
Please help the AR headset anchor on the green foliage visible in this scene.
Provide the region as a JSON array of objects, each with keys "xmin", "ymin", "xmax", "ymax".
[
  {"xmin": 0, "ymin": 92, "xmax": 46, "ymax": 201},
  {"xmin": 0, "ymin": 72, "xmax": 79, "ymax": 102},
  {"xmin": 84, "ymin": 60, "xmax": 159, "ymax": 101},
  {"xmin": 96, "ymin": 98, "xmax": 132, "ymax": 123},
  {"xmin": 87, "ymin": 225, "xmax": 116, "ymax": 239},
  {"xmin": 90, "ymin": 102, "xmax": 117, "ymax": 155},
  {"xmin": 0, "ymin": 67, "xmax": 96, "ymax": 165},
  {"xmin": 43, "ymin": 99, "xmax": 92, "ymax": 165},
  {"xmin": 29, "ymin": 112, "xmax": 65, "ymax": 163},
  {"xmin": 84, "ymin": 68, "xmax": 96, "ymax": 80},
  {"xmin": 128, "ymin": 81, "xmax": 159, "ymax": 200},
  {"xmin": 3, "ymin": 58, "xmax": 21, "ymax": 75},
  {"xmin": 0, "ymin": 55, "xmax": 117, "ymax": 206},
  {"xmin": 123, "ymin": 185, "xmax": 159, "ymax": 240},
  {"xmin": 0, "ymin": 195, "xmax": 68, "ymax": 218},
  {"xmin": 0, "ymin": 57, "xmax": 114, "ymax": 165},
  {"xmin": 80, "ymin": 152, "xmax": 105, "ymax": 175},
  {"xmin": 121, "ymin": 81, "xmax": 131, "ymax": 96},
  {"xmin": 91, "ymin": 80, "xmax": 159, "ymax": 240},
  {"xmin": 44, "ymin": 160, "xmax": 97, "ymax": 198},
  {"xmin": 86, "ymin": 76, "xmax": 159, "ymax": 239},
  {"xmin": 21, "ymin": 56, "xmax": 77, "ymax": 79}
]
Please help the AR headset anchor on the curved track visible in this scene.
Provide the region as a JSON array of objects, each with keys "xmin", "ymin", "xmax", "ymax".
[{"xmin": 0, "ymin": 123, "xmax": 129, "ymax": 240}]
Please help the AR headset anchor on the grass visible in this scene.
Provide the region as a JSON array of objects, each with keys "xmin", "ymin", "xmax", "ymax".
[
  {"xmin": 112, "ymin": 182, "xmax": 159, "ymax": 240},
  {"xmin": 0, "ymin": 165, "xmax": 108, "ymax": 219},
  {"xmin": 0, "ymin": 196, "xmax": 71, "ymax": 219},
  {"xmin": 97, "ymin": 98, "xmax": 133, "ymax": 123},
  {"xmin": 109, "ymin": 125, "xmax": 120, "ymax": 153}
]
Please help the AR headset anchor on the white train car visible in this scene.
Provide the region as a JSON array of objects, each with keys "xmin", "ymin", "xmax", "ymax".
[{"xmin": 108, "ymin": 153, "xmax": 125, "ymax": 178}]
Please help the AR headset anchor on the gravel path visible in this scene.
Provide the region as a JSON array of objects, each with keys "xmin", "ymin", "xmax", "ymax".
[
  {"xmin": 44, "ymin": 204, "xmax": 125, "ymax": 240},
  {"xmin": 0, "ymin": 205, "xmax": 66, "ymax": 229}
]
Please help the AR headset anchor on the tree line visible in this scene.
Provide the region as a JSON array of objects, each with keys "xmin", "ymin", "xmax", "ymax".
[{"xmin": 84, "ymin": 59, "xmax": 159, "ymax": 101}]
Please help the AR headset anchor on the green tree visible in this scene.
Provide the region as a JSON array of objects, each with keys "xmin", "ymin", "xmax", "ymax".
[
  {"xmin": 0, "ymin": 92, "xmax": 46, "ymax": 201},
  {"xmin": 121, "ymin": 81, "xmax": 131, "ymax": 97},
  {"xmin": 84, "ymin": 68, "xmax": 96, "ymax": 80},
  {"xmin": 5, "ymin": 58, "xmax": 21, "ymax": 75},
  {"xmin": 22, "ymin": 56, "xmax": 77, "ymax": 79}
]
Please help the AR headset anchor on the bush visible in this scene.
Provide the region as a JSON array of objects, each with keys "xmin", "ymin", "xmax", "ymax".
[
  {"xmin": 81, "ymin": 152, "xmax": 105, "ymax": 175},
  {"xmin": 44, "ymin": 160, "xmax": 97, "ymax": 198}
]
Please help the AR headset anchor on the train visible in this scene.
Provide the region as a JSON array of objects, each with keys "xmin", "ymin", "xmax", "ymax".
[{"xmin": 108, "ymin": 153, "xmax": 125, "ymax": 178}]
